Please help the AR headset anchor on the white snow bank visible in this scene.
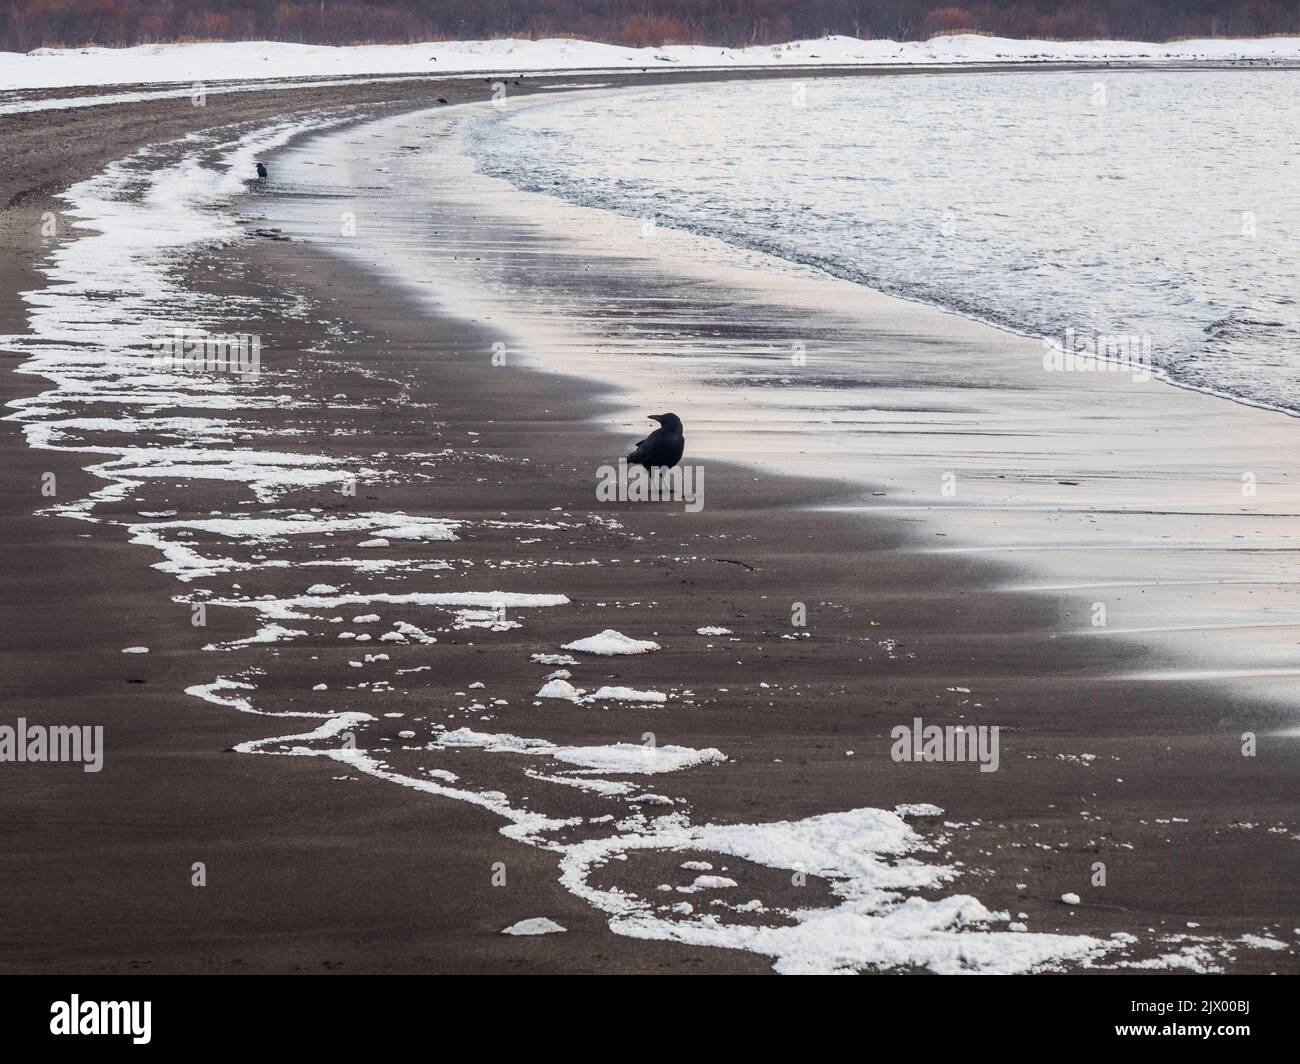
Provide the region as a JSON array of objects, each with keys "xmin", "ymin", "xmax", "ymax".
[
  {"xmin": 562, "ymin": 629, "xmax": 660, "ymax": 655},
  {"xmin": 4, "ymin": 35, "xmax": 1300, "ymax": 93}
]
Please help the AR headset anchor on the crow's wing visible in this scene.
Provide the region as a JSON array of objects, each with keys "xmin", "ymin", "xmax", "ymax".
[{"xmin": 627, "ymin": 433, "xmax": 655, "ymax": 465}]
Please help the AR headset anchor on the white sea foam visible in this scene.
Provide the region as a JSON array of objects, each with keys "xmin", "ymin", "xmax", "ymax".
[
  {"xmin": 557, "ymin": 806, "xmax": 1107, "ymax": 974},
  {"xmin": 138, "ymin": 512, "xmax": 458, "ymax": 542},
  {"xmin": 208, "ymin": 590, "xmax": 569, "ymax": 621},
  {"xmin": 181, "ymin": 671, "xmax": 1283, "ymax": 973},
  {"xmin": 0, "ymin": 107, "xmax": 386, "ymax": 601},
  {"xmin": 202, "ymin": 676, "xmax": 1113, "ymax": 972}
]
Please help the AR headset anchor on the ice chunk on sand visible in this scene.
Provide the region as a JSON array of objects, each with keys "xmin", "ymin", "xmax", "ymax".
[
  {"xmin": 435, "ymin": 728, "xmax": 724, "ymax": 775},
  {"xmin": 681, "ymin": 875, "xmax": 738, "ymax": 892},
  {"xmin": 536, "ymin": 679, "xmax": 582, "ymax": 701},
  {"xmin": 393, "ymin": 621, "xmax": 435, "ymax": 644},
  {"xmin": 502, "ymin": 918, "xmax": 566, "ymax": 936},
  {"xmin": 1238, "ymin": 934, "xmax": 1287, "ymax": 951},
  {"xmin": 1061, "ymin": 893, "xmax": 1081, "ymax": 905},
  {"xmin": 588, "ymin": 686, "xmax": 666, "ymax": 703},
  {"xmin": 435, "ymin": 728, "xmax": 554, "ymax": 754},
  {"xmin": 121, "ymin": 646, "xmax": 149, "ymax": 654},
  {"xmin": 554, "ymin": 743, "xmax": 725, "ymax": 774},
  {"xmin": 527, "ymin": 771, "xmax": 633, "ymax": 797},
  {"xmin": 532, "ymin": 653, "xmax": 578, "ymax": 665},
  {"xmin": 697, "ymin": 626, "xmax": 732, "ymax": 635},
  {"xmin": 895, "ymin": 803, "xmax": 944, "ymax": 818},
  {"xmin": 562, "ymin": 630, "xmax": 660, "ymax": 655}
]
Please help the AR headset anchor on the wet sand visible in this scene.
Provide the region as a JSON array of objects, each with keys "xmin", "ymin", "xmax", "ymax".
[{"xmin": 0, "ymin": 68, "xmax": 1296, "ymax": 974}]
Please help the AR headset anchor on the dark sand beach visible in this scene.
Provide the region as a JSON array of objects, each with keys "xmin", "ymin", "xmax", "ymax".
[{"xmin": 1, "ymin": 67, "xmax": 1296, "ymax": 974}]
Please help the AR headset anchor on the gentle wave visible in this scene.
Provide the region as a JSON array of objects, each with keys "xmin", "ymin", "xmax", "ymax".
[{"xmin": 464, "ymin": 70, "xmax": 1300, "ymax": 415}]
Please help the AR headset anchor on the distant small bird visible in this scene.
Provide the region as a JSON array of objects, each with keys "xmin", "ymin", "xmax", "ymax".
[
  {"xmin": 255, "ymin": 162, "xmax": 268, "ymax": 179},
  {"xmin": 437, "ymin": 97, "xmax": 448, "ymax": 104},
  {"xmin": 628, "ymin": 413, "xmax": 684, "ymax": 470}
]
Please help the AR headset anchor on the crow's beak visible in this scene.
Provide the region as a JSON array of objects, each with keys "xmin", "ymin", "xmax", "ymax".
[{"xmin": 648, "ymin": 414, "xmax": 665, "ymax": 424}]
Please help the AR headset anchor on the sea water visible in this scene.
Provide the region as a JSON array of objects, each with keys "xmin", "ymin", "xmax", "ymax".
[{"xmin": 464, "ymin": 70, "xmax": 1300, "ymax": 415}]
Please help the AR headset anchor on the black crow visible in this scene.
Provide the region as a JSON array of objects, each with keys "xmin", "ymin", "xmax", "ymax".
[
  {"xmin": 255, "ymin": 162, "xmax": 268, "ymax": 179},
  {"xmin": 437, "ymin": 97, "xmax": 448, "ymax": 104},
  {"xmin": 628, "ymin": 413, "xmax": 684, "ymax": 470}
]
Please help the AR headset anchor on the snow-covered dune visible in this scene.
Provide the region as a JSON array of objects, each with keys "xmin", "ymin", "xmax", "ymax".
[{"xmin": 3, "ymin": 34, "xmax": 1299, "ymax": 92}]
